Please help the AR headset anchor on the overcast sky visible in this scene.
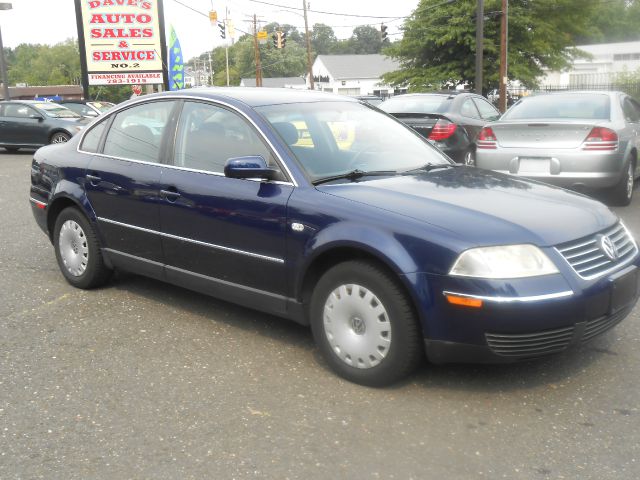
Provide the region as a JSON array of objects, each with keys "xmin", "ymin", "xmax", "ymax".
[{"xmin": 1, "ymin": 0, "xmax": 419, "ymax": 60}]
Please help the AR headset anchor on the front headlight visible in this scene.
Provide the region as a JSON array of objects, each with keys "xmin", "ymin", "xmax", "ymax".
[{"xmin": 450, "ymin": 244, "xmax": 559, "ymax": 279}]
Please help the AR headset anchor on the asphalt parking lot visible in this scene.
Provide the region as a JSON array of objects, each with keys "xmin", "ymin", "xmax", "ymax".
[{"xmin": 1, "ymin": 150, "xmax": 639, "ymax": 479}]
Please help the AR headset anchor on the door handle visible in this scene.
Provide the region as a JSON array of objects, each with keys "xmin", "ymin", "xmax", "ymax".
[
  {"xmin": 86, "ymin": 173, "xmax": 101, "ymax": 185},
  {"xmin": 160, "ymin": 188, "xmax": 181, "ymax": 201}
]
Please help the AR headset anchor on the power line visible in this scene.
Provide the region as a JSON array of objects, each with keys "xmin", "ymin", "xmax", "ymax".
[{"xmin": 246, "ymin": 0, "xmax": 407, "ymax": 19}]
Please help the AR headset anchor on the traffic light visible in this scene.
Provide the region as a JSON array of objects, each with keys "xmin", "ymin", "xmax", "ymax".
[
  {"xmin": 272, "ymin": 31, "xmax": 287, "ymax": 49},
  {"xmin": 218, "ymin": 21, "xmax": 226, "ymax": 39},
  {"xmin": 380, "ymin": 24, "xmax": 388, "ymax": 40}
]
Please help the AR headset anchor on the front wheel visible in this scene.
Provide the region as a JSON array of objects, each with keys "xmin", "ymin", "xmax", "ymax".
[
  {"xmin": 310, "ymin": 261, "xmax": 423, "ymax": 387},
  {"xmin": 50, "ymin": 132, "xmax": 71, "ymax": 144},
  {"xmin": 53, "ymin": 207, "xmax": 111, "ymax": 289}
]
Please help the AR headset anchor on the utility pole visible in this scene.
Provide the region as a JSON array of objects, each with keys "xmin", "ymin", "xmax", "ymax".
[
  {"xmin": 252, "ymin": 14, "xmax": 262, "ymax": 87},
  {"xmin": 303, "ymin": 0, "xmax": 314, "ymax": 90},
  {"xmin": 475, "ymin": 0, "xmax": 484, "ymax": 95},
  {"xmin": 499, "ymin": 0, "xmax": 508, "ymax": 112},
  {"xmin": 207, "ymin": 51, "xmax": 213, "ymax": 86}
]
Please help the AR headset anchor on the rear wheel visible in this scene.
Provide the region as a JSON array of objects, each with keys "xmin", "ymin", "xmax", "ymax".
[
  {"xmin": 464, "ymin": 148, "xmax": 475, "ymax": 166},
  {"xmin": 310, "ymin": 261, "xmax": 423, "ymax": 387},
  {"xmin": 53, "ymin": 207, "xmax": 111, "ymax": 289},
  {"xmin": 609, "ymin": 160, "xmax": 635, "ymax": 206},
  {"xmin": 50, "ymin": 132, "xmax": 71, "ymax": 144}
]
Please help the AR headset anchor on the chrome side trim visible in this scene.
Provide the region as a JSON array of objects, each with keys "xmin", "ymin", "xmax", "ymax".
[
  {"xmin": 29, "ymin": 197, "xmax": 47, "ymax": 208},
  {"xmin": 443, "ymin": 290, "xmax": 574, "ymax": 303},
  {"xmin": 97, "ymin": 217, "xmax": 285, "ymax": 264},
  {"xmin": 76, "ymin": 95, "xmax": 299, "ymax": 187}
]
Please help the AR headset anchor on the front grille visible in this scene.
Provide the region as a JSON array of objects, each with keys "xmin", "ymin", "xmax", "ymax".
[
  {"xmin": 555, "ymin": 223, "xmax": 638, "ymax": 280},
  {"xmin": 485, "ymin": 326, "xmax": 575, "ymax": 357},
  {"xmin": 582, "ymin": 305, "xmax": 633, "ymax": 343}
]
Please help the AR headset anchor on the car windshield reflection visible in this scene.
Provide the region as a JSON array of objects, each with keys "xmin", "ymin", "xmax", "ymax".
[{"xmin": 256, "ymin": 101, "xmax": 450, "ymax": 183}]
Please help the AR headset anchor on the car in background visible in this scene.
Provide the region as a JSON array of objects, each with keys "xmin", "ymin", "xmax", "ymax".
[
  {"xmin": 0, "ymin": 100, "xmax": 88, "ymax": 152},
  {"xmin": 354, "ymin": 95, "xmax": 384, "ymax": 106},
  {"xmin": 475, "ymin": 91, "xmax": 640, "ymax": 206},
  {"xmin": 29, "ymin": 88, "xmax": 640, "ymax": 386},
  {"xmin": 379, "ymin": 92, "xmax": 501, "ymax": 165},
  {"xmin": 59, "ymin": 100, "xmax": 115, "ymax": 118}
]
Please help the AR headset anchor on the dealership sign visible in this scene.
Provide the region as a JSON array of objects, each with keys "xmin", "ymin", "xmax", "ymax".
[{"xmin": 74, "ymin": 0, "xmax": 168, "ymax": 87}]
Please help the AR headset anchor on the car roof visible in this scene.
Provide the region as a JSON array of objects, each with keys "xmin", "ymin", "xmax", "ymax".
[
  {"xmin": 0, "ymin": 100, "xmax": 53, "ymax": 105},
  {"xmin": 144, "ymin": 87, "xmax": 360, "ymax": 107}
]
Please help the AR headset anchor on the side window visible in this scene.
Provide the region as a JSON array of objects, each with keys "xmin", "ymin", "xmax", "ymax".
[
  {"xmin": 103, "ymin": 101, "xmax": 176, "ymax": 163},
  {"xmin": 630, "ymin": 98, "xmax": 640, "ymax": 121},
  {"xmin": 622, "ymin": 97, "xmax": 640, "ymax": 123},
  {"xmin": 174, "ymin": 101, "xmax": 283, "ymax": 178},
  {"xmin": 80, "ymin": 120, "xmax": 108, "ymax": 153},
  {"xmin": 474, "ymin": 98, "xmax": 501, "ymax": 120},
  {"xmin": 461, "ymin": 99, "xmax": 481, "ymax": 119},
  {"xmin": 4, "ymin": 104, "xmax": 31, "ymax": 118}
]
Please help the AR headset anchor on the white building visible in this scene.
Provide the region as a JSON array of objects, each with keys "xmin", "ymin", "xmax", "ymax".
[
  {"xmin": 309, "ymin": 54, "xmax": 402, "ymax": 97},
  {"xmin": 240, "ymin": 77, "xmax": 306, "ymax": 89},
  {"xmin": 540, "ymin": 41, "xmax": 640, "ymax": 87}
]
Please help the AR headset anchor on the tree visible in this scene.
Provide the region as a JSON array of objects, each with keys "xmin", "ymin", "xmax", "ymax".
[
  {"xmin": 383, "ymin": 0, "xmax": 599, "ymax": 92},
  {"xmin": 311, "ymin": 23, "xmax": 337, "ymax": 55},
  {"xmin": 575, "ymin": 0, "xmax": 640, "ymax": 44},
  {"xmin": 349, "ymin": 25, "xmax": 387, "ymax": 54}
]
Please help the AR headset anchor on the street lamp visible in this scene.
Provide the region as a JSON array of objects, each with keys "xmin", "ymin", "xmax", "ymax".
[{"xmin": 0, "ymin": 2, "xmax": 12, "ymax": 101}]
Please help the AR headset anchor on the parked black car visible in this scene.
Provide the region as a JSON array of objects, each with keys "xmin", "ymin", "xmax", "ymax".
[
  {"xmin": 379, "ymin": 92, "xmax": 501, "ymax": 165},
  {"xmin": 0, "ymin": 100, "xmax": 89, "ymax": 152},
  {"xmin": 59, "ymin": 100, "xmax": 115, "ymax": 118}
]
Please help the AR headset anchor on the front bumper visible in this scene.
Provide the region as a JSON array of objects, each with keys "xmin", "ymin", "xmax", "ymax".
[{"xmin": 410, "ymin": 257, "xmax": 640, "ymax": 364}]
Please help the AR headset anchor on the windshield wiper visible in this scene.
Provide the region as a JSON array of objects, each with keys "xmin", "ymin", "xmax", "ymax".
[
  {"xmin": 312, "ymin": 169, "xmax": 397, "ymax": 185},
  {"xmin": 401, "ymin": 162, "xmax": 457, "ymax": 175}
]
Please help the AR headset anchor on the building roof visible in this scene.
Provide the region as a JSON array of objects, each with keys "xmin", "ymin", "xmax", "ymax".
[
  {"xmin": 240, "ymin": 77, "xmax": 306, "ymax": 88},
  {"xmin": 315, "ymin": 54, "xmax": 399, "ymax": 80},
  {"xmin": 0, "ymin": 85, "xmax": 83, "ymax": 101}
]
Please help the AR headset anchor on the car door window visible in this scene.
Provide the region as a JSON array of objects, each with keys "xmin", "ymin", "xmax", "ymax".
[
  {"xmin": 622, "ymin": 97, "xmax": 640, "ymax": 123},
  {"xmin": 80, "ymin": 120, "xmax": 108, "ymax": 153},
  {"xmin": 103, "ymin": 101, "xmax": 175, "ymax": 163},
  {"xmin": 174, "ymin": 101, "xmax": 283, "ymax": 177},
  {"xmin": 461, "ymin": 99, "xmax": 481, "ymax": 119},
  {"xmin": 4, "ymin": 104, "xmax": 30, "ymax": 118},
  {"xmin": 474, "ymin": 98, "xmax": 501, "ymax": 120}
]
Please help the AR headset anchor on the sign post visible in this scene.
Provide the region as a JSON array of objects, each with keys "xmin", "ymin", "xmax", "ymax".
[{"xmin": 74, "ymin": 0, "xmax": 169, "ymax": 95}]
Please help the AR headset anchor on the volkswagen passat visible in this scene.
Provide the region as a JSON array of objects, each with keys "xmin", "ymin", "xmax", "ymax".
[{"xmin": 29, "ymin": 89, "xmax": 640, "ymax": 386}]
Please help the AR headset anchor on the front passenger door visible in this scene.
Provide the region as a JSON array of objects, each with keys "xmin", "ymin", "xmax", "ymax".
[{"xmin": 158, "ymin": 101, "xmax": 293, "ymax": 314}]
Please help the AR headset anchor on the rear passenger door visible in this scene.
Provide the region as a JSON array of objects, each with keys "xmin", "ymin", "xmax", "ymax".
[{"xmin": 84, "ymin": 100, "xmax": 178, "ymax": 278}]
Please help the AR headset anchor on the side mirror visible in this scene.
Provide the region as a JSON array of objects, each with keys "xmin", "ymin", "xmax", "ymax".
[
  {"xmin": 29, "ymin": 114, "xmax": 44, "ymax": 121},
  {"xmin": 224, "ymin": 156, "xmax": 279, "ymax": 180}
]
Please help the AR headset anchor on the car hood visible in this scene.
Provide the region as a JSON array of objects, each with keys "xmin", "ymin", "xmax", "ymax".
[{"xmin": 316, "ymin": 167, "xmax": 616, "ymax": 247}]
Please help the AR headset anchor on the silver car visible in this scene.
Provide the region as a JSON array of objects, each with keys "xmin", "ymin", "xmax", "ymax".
[{"xmin": 475, "ymin": 91, "xmax": 639, "ymax": 205}]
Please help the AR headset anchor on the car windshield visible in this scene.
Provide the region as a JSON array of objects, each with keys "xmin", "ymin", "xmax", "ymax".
[
  {"xmin": 502, "ymin": 94, "xmax": 611, "ymax": 120},
  {"xmin": 379, "ymin": 95, "xmax": 450, "ymax": 114},
  {"xmin": 33, "ymin": 103, "xmax": 81, "ymax": 118},
  {"xmin": 256, "ymin": 101, "xmax": 450, "ymax": 182},
  {"xmin": 89, "ymin": 101, "xmax": 115, "ymax": 112}
]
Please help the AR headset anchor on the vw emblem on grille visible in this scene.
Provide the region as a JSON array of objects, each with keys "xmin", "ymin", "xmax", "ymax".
[{"xmin": 598, "ymin": 235, "xmax": 618, "ymax": 260}]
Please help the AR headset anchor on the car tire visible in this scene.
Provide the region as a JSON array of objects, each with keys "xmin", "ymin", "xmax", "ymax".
[
  {"xmin": 464, "ymin": 148, "xmax": 475, "ymax": 166},
  {"xmin": 53, "ymin": 207, "xmax": 111, "ymax": 289},
  {"xmin": 50, "ymin": 132, "xmax": 71, "ymax": 144},
  {"xmin": 609, "ymin": 160, "xmax": 635, "ymax": 206},
  {"xmin": 310, "ymin": 260, "xmax": 423, "ymax": 387},
  {"xmin": 5, "ymin": 147, "xmax": 19, "ymax": 153}
]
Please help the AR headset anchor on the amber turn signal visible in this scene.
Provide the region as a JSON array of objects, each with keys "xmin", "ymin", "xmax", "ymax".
[{"xmin": 446, "ymin": 294, "xmax": 483, "ymax": 308}]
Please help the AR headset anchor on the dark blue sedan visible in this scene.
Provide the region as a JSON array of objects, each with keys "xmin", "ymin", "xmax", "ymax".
[{"xmin": 29, "ymin": 88, "xmax": 640, "ymax": 386}]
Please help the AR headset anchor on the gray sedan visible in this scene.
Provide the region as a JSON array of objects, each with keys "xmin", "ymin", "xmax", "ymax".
[
  {"xmin": 475, "ymin": 91, "xmax": 640, "ymax": 205},
  {"xmin": 0, "ymin": 100, "xmax": 89, "ymax": 152}
]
